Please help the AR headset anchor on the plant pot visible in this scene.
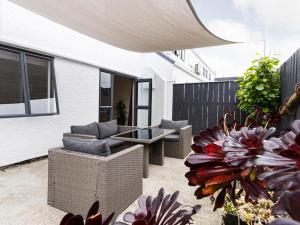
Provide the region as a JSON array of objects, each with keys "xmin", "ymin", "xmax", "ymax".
[
  {"xmin": 222, "ymin": 214, "xmax": 248, "ymax": 225},
  {"xmin": 117, "ymin": 116, "xmax": 126, "ymax": 125}
]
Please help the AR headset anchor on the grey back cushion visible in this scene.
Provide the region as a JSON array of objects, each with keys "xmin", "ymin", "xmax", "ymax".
[
  {"xmin": 62, "ymin": 138, "xmax": 111, "ymax": 156},
  {"xmin": 98, "ymin": 120, "xmax": 118, "ymax": 139},
  {"xmin": 160, "ymin": 119, "xmax": 174, "ymax": 130},
  {"xmin": 160, "ymin": 119, "xmax": 188, "ymax": 134},
  {"xmin": 71, "ymin": 122, "xmax": 99, "ymax": 138}
]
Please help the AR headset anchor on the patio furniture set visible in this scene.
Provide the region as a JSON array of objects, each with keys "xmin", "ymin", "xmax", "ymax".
[{"xmin": 47, "ymin": 119, "xmax": 192, "ymax": 217}]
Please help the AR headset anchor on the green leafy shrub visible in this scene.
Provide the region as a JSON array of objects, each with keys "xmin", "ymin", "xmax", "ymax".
[{"xmin": 236, "ymin": 56, "xmax": 280, "ymax": 114}]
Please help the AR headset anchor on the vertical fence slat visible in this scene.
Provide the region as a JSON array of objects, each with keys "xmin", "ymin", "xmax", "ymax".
[
  {"xmin": 173, "ymin": 81, "xmax": 245, "ymax": 134},
  {"xmin": 280, "ymin": 49, "xmax": 300, "ymax": 130}
]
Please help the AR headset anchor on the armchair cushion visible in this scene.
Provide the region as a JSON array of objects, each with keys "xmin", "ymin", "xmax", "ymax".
[
  {"xmin": 103, "ymin": 138, "xmax": 125, "ymax": 148},
  {"xmin": 62, "ymin": 137, "xmax": 111, "ymax": 156},
  {"xmin": 173, "ymin": 120, "xmax": 188, "ymax": 133},
  {"xmin": 98, "ymin": 120, "xmax": 118, "ymax": 139},
  {"xmin": 71, "ymin": 122, "xmax": 99, "ymax": 138},
  {"xmin": 164, "ymin": 134, "xmax": 180, "ymax": 142},
  {"xmin": 160, "ymin": 119, "xmax": 174, "ymax": 130},
  {"xmin": 160, "ymin": 119, "xmax": 188, "ymax": 134}
]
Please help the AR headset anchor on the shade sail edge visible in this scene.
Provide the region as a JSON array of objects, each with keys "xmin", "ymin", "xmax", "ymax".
[{"xmin": 9, "ymin": 0, "xmax": 237, "ymax": 52}]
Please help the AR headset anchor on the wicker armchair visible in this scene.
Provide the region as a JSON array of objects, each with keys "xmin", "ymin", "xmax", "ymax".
[
  {"xmin": 164, "ymin": 125, "xmax": 192, "ymax": 159},
  {"xmin": 48, "ymin": 144, "xmax": 143, "ymax": 217},
  {"xmin": 151, "ymin": 124, "xmax": 192, "ymax": 159}
]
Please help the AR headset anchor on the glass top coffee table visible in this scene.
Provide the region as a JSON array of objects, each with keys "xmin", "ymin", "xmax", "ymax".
[{"xmin": 111, "ymin": 128, "xmax": 175, "ymax": 178}]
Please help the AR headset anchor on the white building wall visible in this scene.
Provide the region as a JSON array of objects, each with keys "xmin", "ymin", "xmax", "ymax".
[
  {"xmin": 0, "ymin": 58, "xmax": 99, "ymax": 166},
  {"xmin": 0, "ymin": 0, "xmax": 207, "ymax": 166},
  {"xmin": 0, "ymin": 0, "xmax": 3, "ymax": 37}
]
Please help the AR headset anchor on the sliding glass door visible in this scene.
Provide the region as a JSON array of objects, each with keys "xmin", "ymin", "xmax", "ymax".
[
  {"xmin": 99, "ymin": 70, "xmax": 113, "ymax": 122},
  {"xmin": 135, "ymin": 79, "xmax": 152, "ymax": 127}
]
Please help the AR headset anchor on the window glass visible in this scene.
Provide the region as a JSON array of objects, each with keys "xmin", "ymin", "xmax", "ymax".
[
  {"xmin": 26, "ymin": 55, "xmax": 57, "ymax": 114},
  {"xmin": 99, "ymin": 108, "xmax": 111, "ymax": 122},
  {"xmin": 0, "ymin": 49, "xmax": 26, "ymax": 116},
  {"xmin": 137, "ymin": 109, "xmax": 149, "ymax": 128},
  {"xmin": 100, "ymin": 72, "xmax": 112, "ymax": 106},
  {"xmin": 137, "ymin": 82, "xmax": 149, "ymax": 106}
]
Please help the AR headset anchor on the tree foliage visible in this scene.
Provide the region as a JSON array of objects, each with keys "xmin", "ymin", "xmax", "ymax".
[{"xmin": 236, "ymin": 56, "xmax": 281, "ymax": 114}]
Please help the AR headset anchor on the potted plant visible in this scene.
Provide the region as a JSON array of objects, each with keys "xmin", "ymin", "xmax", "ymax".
[
  {"xmin": 236, "ymin": 56, "xmax": 280, "ymax": 114},
  {"xmin": 116, "ymin": 100, "xmax": 127, "ymax": 125},
  {"xmin": 222, "ymin": 193, "xmax": 274, "ymax": 225}
]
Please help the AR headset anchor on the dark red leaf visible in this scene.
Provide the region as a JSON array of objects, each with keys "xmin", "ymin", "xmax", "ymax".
[
  {"xmin": 213, "ymin": 187, "xmax": 227, "ymax": 211},
  {"xmin": 284, "ymin": 191, "xmax": 300, "ymax": 222},
  {"xmin": 102, "ymin": 212, "xmax": 115, "ymax": 225},
  {"xmin": 86, "ymin": 201, "xmax": 99, "ymax": 219},
  {"xmin": 60, "ymin": 213, "xmax": 74, "ymax": 225},
  {"xmin": 86, "ymin": 214, "xmax": 102, "ymax": 225},
  {"xmin": 65, "ymin": 215, "xmax": 84, "ymax": 225},
  {"xmin": 269, "ymin": 219, "xmax": 300, "ymax": 225},
  {"xmin": 206, "ymin": 174, "xmax": 240, "ymax": 186},
  {"xmin": 132, "ymin": 219, "xmax": 148, "ymax": 225}
]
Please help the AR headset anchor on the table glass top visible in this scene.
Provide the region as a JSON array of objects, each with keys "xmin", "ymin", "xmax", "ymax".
[{"xmin": 114, "ymin": 128, "xmax": 173, "ymax": 140}]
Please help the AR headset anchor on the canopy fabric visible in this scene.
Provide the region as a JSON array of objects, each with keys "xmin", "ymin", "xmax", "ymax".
[{"xmin": 9, "ymin": 0, "xmax": 234, "ymax": 52}]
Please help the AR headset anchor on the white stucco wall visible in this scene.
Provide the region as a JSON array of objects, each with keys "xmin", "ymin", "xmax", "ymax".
[
  {"xmin": 0, "ymin": 58, "xmax": 99, "ymax": 166},
  {"xmin": 0, "ymin": 0, "xmax": 204, "ymax": 166},
  {"xmin": 0, "ymin": 1, "xmax": 3, "ymax": 37}
]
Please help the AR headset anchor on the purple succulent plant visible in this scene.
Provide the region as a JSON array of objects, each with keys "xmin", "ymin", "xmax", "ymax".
[
  {"xmin": 60, "ymin": 201, "xmax": 115, "ymax": 225},
  {"xmin": 256, "ymin": 120, "xmax": 300, "ymax": 197},
  {"xmin": 115, "ymin": 188, "xmax": 201, "ymax": 225},
  {"xmin": 185, "ymin": 124, "xmax": 275, "ymax": 210},
  {"xmin": 269, "ymin": 185, "xmax": 300, "ymax": 225}
]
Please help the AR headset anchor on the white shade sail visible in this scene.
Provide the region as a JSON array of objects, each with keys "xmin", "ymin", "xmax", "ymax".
[{"xmin": 9, "ymin": 0, "xmax": 234, "ymax": 52}]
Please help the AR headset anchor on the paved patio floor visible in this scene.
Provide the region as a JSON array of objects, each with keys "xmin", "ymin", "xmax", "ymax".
[{"xmin": 0, "ymin": 157, "xmax": 222, "ymax": 225}]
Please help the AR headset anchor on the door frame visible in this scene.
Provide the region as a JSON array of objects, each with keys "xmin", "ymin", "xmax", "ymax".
[
  {"xmin": 134, "ymin": 78, "xmax": 152, "ymax": 126},
  {"xmin": 99, "ymin": 68, "xmax": 137, "ymax": 123}
]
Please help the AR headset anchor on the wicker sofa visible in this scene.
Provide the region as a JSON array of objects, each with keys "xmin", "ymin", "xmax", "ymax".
[
  {"xmin": 153, "ymin": 119, "xmax": 192, "ymax": 159},
  {"xmin": 48, "ymin": 144, "xmax": 143, "ymax": 217},
  {"xmin": 63, "ymin": 120, "xmax": 136, "ymax": 149}
]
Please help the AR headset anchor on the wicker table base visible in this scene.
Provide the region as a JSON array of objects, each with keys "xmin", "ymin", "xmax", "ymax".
[{"xmin": 143, "ymin": 139, "xmax": 164, "ymax": 178}]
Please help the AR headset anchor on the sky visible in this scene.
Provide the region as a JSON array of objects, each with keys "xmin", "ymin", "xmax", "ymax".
[{"xmin": 191, "ymin": 0, "xmax": 300, "ymax": 77}]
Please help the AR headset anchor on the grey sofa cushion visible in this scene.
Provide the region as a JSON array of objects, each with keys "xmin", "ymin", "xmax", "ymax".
[
  {"xmin": 164, "ymin": 134, "xmax": 180, "ymax": 142},
  {"xmin": 98, "ymin": 120, "xmax": 118, "ymax": 139},
  {"xmin": 71, "ymin": 122, "xmax": 99, "ymax": 138},
  {"xmin": 160, "ymin": 119, "xmax": 174, "ymax": 130},
  {"xmin": 172, "ymin": 120, "xmax": 188, "ymax": 133},
  {"xmin": 103, "ymin": 138, "xmax": 125, "ymax": 148},
  {"xmin": 62, "ymin": 137, "xmax": 111, "ymax": 156},
  {"xmin": 160, "ymin": 119, "xmax": 188, "ymax": 134}
]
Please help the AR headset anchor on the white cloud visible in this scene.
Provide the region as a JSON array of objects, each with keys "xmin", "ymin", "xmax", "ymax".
[
  {"xmin": 196, "ymin": 19, "xmax": 264, "ymax": 77},
  {"xmin": 207, "ymin": 19, "xmax": 262, "ymax": 42},
  {"xmin": 267, "ymin": 36, "xmax": 300, "ymax": 63},
  {"xmin": 233, "ymin": 0, "xmax": 300, "ymax": 32},
  {"xmin": 196, "ymin": 18, "xmax": 300, "ymax": 78}
]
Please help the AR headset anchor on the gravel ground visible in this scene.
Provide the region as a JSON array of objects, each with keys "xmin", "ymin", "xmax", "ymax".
[{"xmin": 0, "ymin": 157, "xmax": 222, "ymax": 225}]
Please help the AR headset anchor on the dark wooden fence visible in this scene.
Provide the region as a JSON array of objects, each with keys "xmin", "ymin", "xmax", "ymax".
[
  {"xmin": 172, "ymin": 81, "xmax": 247, "ymax": 134},
  {"xmin": 279, "ymin": 49, "xmax": 300, "ymax": 130}
]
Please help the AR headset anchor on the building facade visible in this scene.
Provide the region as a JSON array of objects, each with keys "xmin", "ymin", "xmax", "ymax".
[
  {"xmin": 0, "ymin": 0, "xmax": 215, "ymax": 167},
  {"xmin": 162, "ymin": 49, "xmax": 216, "ymax": 82}
]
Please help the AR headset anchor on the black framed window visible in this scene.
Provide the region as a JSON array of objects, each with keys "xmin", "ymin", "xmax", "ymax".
[
  {"xmin": 0, "ymin": 45, "xmax": 59, "ymax": 118},
  {"xmin": 135, "ymin": 79, "xmax": 152, "ymax": 127},
  {"xmin": 0, "ymin": 49, "xmax": 26, "ymax": 116},
  {"xmin": 172, "ymin": 50, "xmax": 185, "ymax": 61}
]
